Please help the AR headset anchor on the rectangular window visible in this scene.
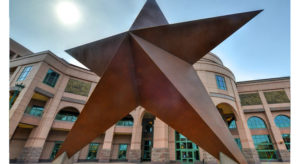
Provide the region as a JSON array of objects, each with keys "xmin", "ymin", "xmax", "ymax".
[
  {"xmin": 282, "ymin": 134, "xmax": 290, "ymax": 151},
  {"xmin": 50, "ymin": 141, "xmax": 63, "ymax": 159},
  {"xmin": 43, "ymin": 69, "xmax": 60, "ymax": 87},
  {"xmin": 252, "ymin": 135, "xmax": 277, "ymax": 160},
  {"xmin": 86, "ymin": 143, "xmax": 99, "ymax": 160},
  {"xmin": 216, "ymin": 75, "xmax": 227, "ymax": 90},
  {"xmin": 25, "ymin": 105, "xmax": 44, "ymax": 117},
  {"xmin": 17, "ymin": 66, "xmax": 32, "ymax": 81},
  {"xmin": 118, "ymin": 144, "xmax": 128, "ymax": 160},
  {"xmin": 116, "ymin": 120, "xmax": 133, "ymax": 126}
]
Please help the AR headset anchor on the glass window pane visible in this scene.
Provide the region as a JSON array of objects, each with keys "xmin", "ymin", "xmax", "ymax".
[
  {"xmin": 229, "ymin": 120, "xmax": 237, "ymax": 129},
  {"xmin": 274, "ymin": 115, "xmax": 290, "ymax": 128},
  {"xmin": 17, "ymin": 66, "xmax": 32, "ymax": 82},
  {"xmin": 247, "ymin": 116, "xmax": 267, "ymax": 129},
  {"xmin": 118, "ymin": 144, "xmax": 128, "ymax": 159},
  {"xmin": 175, "ymin": 131, "xmax": 200, "ymax": 162},
  {"xmin": 216, "ymin": 75, "xmax": 227, "ymax": 90},
  {"xmin": 87, "ymin": 143, "xmax": 99, "ymax": 160},
  {"xmin": 252, "ymin": 135, "xmax": 277, "ymax": 160},
  {"xmin": 50, "ymin": 141, "xmax": 63, "ymax": 159},
  {"xmin": 43, "ymin": 69, "xmax": 60, "ymax": 87}
]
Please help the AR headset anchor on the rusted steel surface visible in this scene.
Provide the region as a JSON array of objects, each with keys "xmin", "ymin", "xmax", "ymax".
[{"xmin": 58, "ymin": 0, "xmax": 262, "ymax": 163}]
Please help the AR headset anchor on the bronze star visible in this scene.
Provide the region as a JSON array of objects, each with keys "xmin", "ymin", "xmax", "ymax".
[{"xmin": 56, "ymin": 1, "xmax": 262, "ymax": 163}]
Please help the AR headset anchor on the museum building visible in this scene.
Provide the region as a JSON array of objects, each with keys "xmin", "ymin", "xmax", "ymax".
[{"xmin": 9, "ymin": 38, "xmax": 290, "ymax": 164}]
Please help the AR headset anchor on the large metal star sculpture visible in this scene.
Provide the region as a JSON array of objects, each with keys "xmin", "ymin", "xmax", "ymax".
[{"xmin": 56, "ymin": 1, "xmax": 262, "ymax": 163}]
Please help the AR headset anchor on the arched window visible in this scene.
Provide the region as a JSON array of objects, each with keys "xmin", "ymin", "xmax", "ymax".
[
  {"xmin": 55, "ymin": 107, "xmax": 79, "ymax": 122},
  {"xmin": 247, "ymin": 116, "xmax": 267, "ymax": 129},
  {"xmin": 274, "ymin": 115, "xmax": 290, "ymax": 128}
]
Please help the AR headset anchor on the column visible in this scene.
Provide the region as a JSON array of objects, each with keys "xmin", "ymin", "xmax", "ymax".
[
  {"xmin": 202, "ymin": 151, "xmax": 218, "ymax": 164},
  {"xmin": 128, "ymin": 107, "xmax": 144, "ymax": 162},
  {"xmin": 17, "ymin": 75, "xmax": 69, "ymax": 163},
  {"xmin": 128, "ymin": 121, "xmax": 142, "ymax": 162},
  {"xmin": 231, "ymin": 80, "xmax": 260, "ymax": 164},
  {"xmin": 99, "ymin": 126, "xmax": 115, "ymax": 162},
  {"xmin": 9, "ymin": 63, "xmax": 43, "ymax": 139},
  {"xmin": 258, "ymin": 91, "xmax": 289, "ymax": 162},
  {"xmin": 168, "ymin": 127, "xmax": 176, "ymax": 162},
  {"xmin": 151, "ymin": 118, "xmax": 169, "ymax": 163}
]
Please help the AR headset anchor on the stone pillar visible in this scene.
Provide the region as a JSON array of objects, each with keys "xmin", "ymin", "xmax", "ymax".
[
  {"xmin": 151, "ymin": 118, "xmax": 169, "ymax": 163},
  {"xmin": 258, "ymin": 91, "xmax": 290, "ymax": 162},
  {"xmin": 99, "ymin": 126, "xmax": 115, "ymax": 162},
  {"xmin": 128, "ymin": 116, "xmax": 142, "ymax": 162},
  {"xmin": 168, "ymin": 127, "xmax": 176, "ymax": 162},
  {"xmin": 128, "ymin": 107, "xmax": 144, "ymax": 162},
  {"xmin": 72, "ymin": 152, "xmax": 80, "ymax": 163},
  {"xmin": 17, "ymin": 75, "xmax": 69, "ymax": 163},
  {"xmin": 230, "ymin": 80, "xmax": 260, "ymax": 164},
  {"xmin": 202, "ymin": 151, "xmax": 218, "ymax": 164},
  {"xmin": 10, "ymin": 66, "xmax": 21, "ymax": 84},
  {"xmin": 9, "ymin": 63, "xmax": 43, "ymax": 139}
]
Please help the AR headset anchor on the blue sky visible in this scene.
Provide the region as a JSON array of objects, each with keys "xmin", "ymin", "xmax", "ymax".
[{"xmin": 9, "ymin": 0, "xmax": 290, "ymax": 81}]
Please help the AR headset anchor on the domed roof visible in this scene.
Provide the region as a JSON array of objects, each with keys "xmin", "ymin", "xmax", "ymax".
[{"xmin": 199, "ymin": 52, "xmax": 223, "ymax": 66}]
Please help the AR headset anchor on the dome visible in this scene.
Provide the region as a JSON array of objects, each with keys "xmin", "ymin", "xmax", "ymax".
[{"xmin": 199, "ymin": 52, "xmax": 223, "ymax": 66}]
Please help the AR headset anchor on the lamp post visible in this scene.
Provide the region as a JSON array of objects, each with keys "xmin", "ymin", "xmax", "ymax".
[{"xmin": 9, "ymin": 83, "xmax": 25, "ymax": 109}]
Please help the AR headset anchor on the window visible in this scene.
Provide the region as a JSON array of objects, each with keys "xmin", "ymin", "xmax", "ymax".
[
  {"xmin": 274, "ymin": 115, "xmax": 290, "ymax": 128},
  {"xmin": 216, "ymin": 75, "xmax": 227, "ymax": 90},
  {"xmin": 247, "ymin": 116, "xmax": 267, "ymax": 129},
  {"xmin": 229, "ymin": 120, "xmax": 237, "ymax": 129},
  {"xmin": 252, "ymin": 135, "xmax": 277, "ymax": 160},
  {"xmin": 282, "ymin": 134, "xmax": 290, "ymax": 151},
  {"xmin": 43, "ymin": 69, "xmax": 60, "ymax": 87},
  {"xmin": 234, "ymin": 138, "xmax": 242, "ymax": 150},
  {"xmin": 118, "ymin": 144, "xmax": 128, "ymax": 160},
  {"xmin": 175, "ymin": 132, "xmax": 199, "ymax": 163},
  {"xmin": 86, "ymin": 143, "xmax": 99, "ymax": 160},
  {"xmin": 17, "ymin": 66, "xmax": 32, "ymax": 81},
  {"xmin": 25, "ymin": 105, "xmax": 44, "ymax": 117},
  {"xmin": 117, "ymin": 120, "xmax": 133, "ymax": 126},
  {"xmin": 55, "ymin": 111, "xmax": 78, "ymax": 122},
  {"xmin": 50, "ymin": 141, "xmax": 63, "ymax": 159}
]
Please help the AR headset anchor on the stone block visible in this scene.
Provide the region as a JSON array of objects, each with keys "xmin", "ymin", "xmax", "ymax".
[
  {"xmin": 242, "ymin": 148, "xmax": 260, "ymax": 164},
  {"xmin": 151, "ymin": 148, "xmax": 170, "ymax": 163},
  {"xmin": 277, "ymin": 149, "xmax": 290, "ymax": 162},
  {"xmin": 98, "ymin": 149, "xmax": 111, "ymax": 162},
  {"xmin": 17, "ymin": 147, "xmax": 43, "ymax": 163},
  {"xmin": 128, "ymin": 149, "xmax": 141, "ymax": 162}
]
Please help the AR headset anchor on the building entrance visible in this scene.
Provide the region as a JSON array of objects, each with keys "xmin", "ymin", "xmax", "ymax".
[
  {"xmin": 141, "ymin": 112, "xmax": 155, "ymax": 161},
  {"xmin": 175, "ymin": 131, "xmax": 200, "ymax": 163}
]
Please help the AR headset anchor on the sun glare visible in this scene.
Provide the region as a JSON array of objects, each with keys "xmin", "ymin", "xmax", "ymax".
[{"xmin": 56, "ymin": 1, "xmax": 80, "ymax": 25}]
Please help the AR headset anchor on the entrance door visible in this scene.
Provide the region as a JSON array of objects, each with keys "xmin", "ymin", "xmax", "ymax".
[
  {"xmin": 141, "ymin": 114, "xmax": 154, "ymax": 161},
  {"xmin": 142, "ymin": 140, "xmax": 152, "ymax": 161},
  {"xmin": 175, "ymin": 131, "xmax": 200, "ymax": 163}
]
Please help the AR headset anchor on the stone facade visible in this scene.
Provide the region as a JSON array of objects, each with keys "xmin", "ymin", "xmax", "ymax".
[
  {"xmin": 9, "ymin": 39, "xmax": 290, "ymax": 163},
  {"xmin": 242, "ymin": 148, "xmax": 260, "ymax": 164},
  {"xmin": 98, "ymin": 149, "xmax": 111, "ymax": 162},
  {"xmin": 151, "ymin": 148, "xmax": 170, "ymax": 163},
  {"xmin": 127, "ymin": 149, "xmax": 141, "ymax": 163},
  {"xmin": 17, "ymin": 147, "xmax": 43, "ymax": 163}
]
